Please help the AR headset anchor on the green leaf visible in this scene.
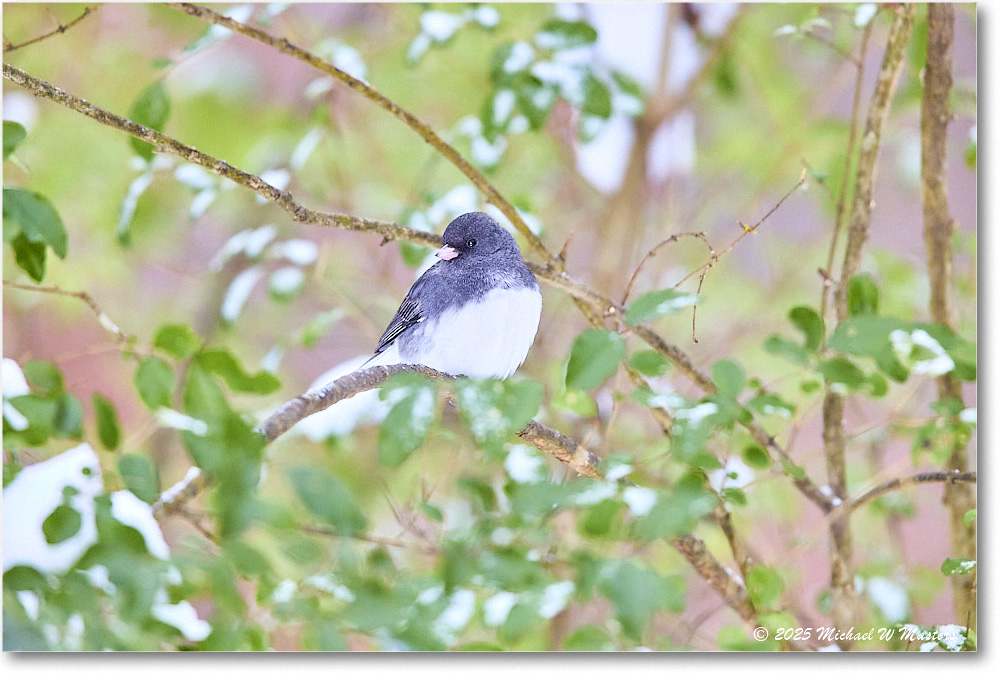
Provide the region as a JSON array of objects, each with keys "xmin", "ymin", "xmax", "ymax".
[
  {"xmin": 195, "ymin": 348, "xmax": 280, "ymax": 394},
  {"xmin": 118, "ymin": 453, "xmax": 160, "ymax": 503},
  {"xmin": 626, "ymin": 288, "xmax": 696, "ymax": 325},
  {"xmin": 3, "ymin": 187, "xmax": 68, "ymax": 257},
  {"xmin": 746, "ymin": 565, "xmax": 784, "ymax": 608},
  {"xmin": 565, "ymin": 329, "xmax": 625, "ymax": 390},
  {"xmin": 827, "ymin": 315, "xmax": 911, "ymax": 381},
  {"xmin": 867, "ymin": 372, "xmax": 888, "ymax": 397},
  {"xmin": 816, "ymin": 357, "xmax": 867, "ymax": 389},
  {"xmin": 153, "ymin": 323, "xmax": 201, "ymax": 359},
  {"xmin": 287, "ymin": 466, "xmax": 366, "ymax": 536},
  {"xmin": 454, "ymin": 378, "xmax": 544, "ymax": 450},
  {"xmin": 580, "ymin": 73, "xmax": 612, "ymax": 119},
  {"xmin": 789, "ymin": 306, "xmax": 824, "ymax": 351},
  {"xmin": 713, "ymin": 48, "xmax": 739, "ymax": 97},
  {"xmin": 42, "ymin": 503, "xmax": 82, "ymax": 544},
  {"xmin": 847, "ymin": 273, "xmax": 880, "ymax": 316},
  {"xmin": 964, "ymin": 509, "xmax": 977, "ymax": 527},
  {"xmin": 712, "ymin": 359, "xmax": 745, "ymax": 398},
  {"xmin": 92, "ymin": 394, "xmax": 122, "ymax": 451},
  {"xmin": 746, "ymin": 392, "xmax": 795, "ymax": 418},
  {"xmin": 23, "ymin": 359, "xmax": 64, "ymax": 393},
  {"xmin": 55, "ymin": 393, "xmax": 84, "ymax": 437},
  {"xmin": 565, "ymin": 625, "xmax": 614, "ymax": 651},
  {"xmin": 597, "ymin": 561, "xmax": 685, "ymax": 640},
  {"xmin": 940, "ymin": 557, "xmax": 976, "ymax": 576},
  {"xmin": 629, "ymin": 349, "xmax": 671, "ymax": 377},
  {"xmin": 551, "ymin": 388, "xmax": 598, "ymax": 417},
  {"xmin": 9, "ymin": 233, "xmax": 46, "ymax": 282},
  {"xmin": 3, "ymin": 565, "xmax": 48, "ymax": 593},
  {"xmin": 611, "ymin": 69, "xmax": 645, "ymax": 113},
  {"xmin": 3, "ymin": 121, "xmax": 27, "ymax": 159},
  {"xmin": 964, "ymin": 135, "xmax": 977, "ymax": 168},
  {"xmin": 535, "ymin": 19, "xmax": 598, "ymax": 50},
  {"xmin": 514, "ymin": 79, "xmax": 556, "ymax": 130},
  {"xmin": 634, "ymin": 472, "xmax": 716, "ymax": 538},
  {"xmin": 764, "ymin": 336, "xmax": 809, "ymax": 365},
  {"xmin": 135, "ymin": 356, "xmax": 175, "ymax": 410},
  {"xmin": 377, "ymin": 374, "xmax": 438, "ymax": 467},
  {"xmin": 298, "ymin": 310, "xmax": 343, "ymax": 347},
  {"xmin": 742, "ymin": 443, "xmax": 772, "ymax": 469},
  {"xmin": 128, "ymin": 81, "xmax": 171, "ymax": 160}
]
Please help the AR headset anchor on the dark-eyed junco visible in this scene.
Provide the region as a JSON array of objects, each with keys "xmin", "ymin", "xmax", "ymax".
[{"xmin": 362, "ymin": 211, "xmax": 541, "ymax": 378}]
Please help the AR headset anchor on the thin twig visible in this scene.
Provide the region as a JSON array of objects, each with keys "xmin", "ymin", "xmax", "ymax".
[
  {"xmin": 671, "ymin": 170, "xmax": 806, "ymax": 342},
  {"xmin": 830, "ymin": 470, "xmax": 976, "ymax": 524},
  {"xmin": 3, "ymin": 5, "xmax": 99, "ymax": 54},
  {"xmin": 672, "ymin": 170, "xmax": 807, "ymax": 290},
  {"xmin": 819, "ymin": 22, "xmax": 872, "ymax": 328},
  {"xmin": 621, "ymin": 231, "xmax": 713, "ymax": 305},
  {"xmin": 3, "ymin": 280, "xmax": 129, "ymax": 344},
  {"xmin": 801, "ymin": 27, "xmax": 863, "ymax": 67},
  {"xmin": 299, "ymin": 523, "xmax": 439, "ymax": 556}
]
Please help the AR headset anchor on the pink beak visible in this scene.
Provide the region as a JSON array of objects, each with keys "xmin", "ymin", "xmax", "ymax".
[{"xmin": 436, "ymin": 244, "xmax": 459, "ymax": 261}]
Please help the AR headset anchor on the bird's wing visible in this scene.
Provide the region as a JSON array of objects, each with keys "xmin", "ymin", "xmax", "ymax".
[{"xmin": 374, "ymin": 295, "xmax": 423, "ymax": 355}]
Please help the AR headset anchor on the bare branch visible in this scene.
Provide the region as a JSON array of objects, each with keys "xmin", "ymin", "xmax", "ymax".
[
  {"xmin": 819, "ymin": 22, "xmax": 872, "ymax": 327},
  {"xmin": 3, "ymin": 5, "xmax": 99, "ymax": 54},
  {"xmin": 831, "ymin": 470, "xmax": 976, "ymax": 524},
  {"xmin": 3, "ymin": 280, "xmax": 130, "ymax": 345},
  {"xmin": 832, "ymin": 5, "xmax": 915, "ymax": 321}
]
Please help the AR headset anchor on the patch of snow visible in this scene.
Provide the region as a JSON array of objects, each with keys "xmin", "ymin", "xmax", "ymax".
[
  {"xmin": 269, "ymin": 266, "xmax": 306, "ymax": 295},
  {"xmin": 3, "ymin": 444, "xmax": 102, "ymax": 574},
  {"xmin": 483, "ymin": 591, "xmax": 517, "ymax": 626},
  {"xmin": 432, "ymin": 588, "xmax": 476, "ymax": 645},
  {"xmin": 221, "ymin": 266, "xmax": 265, "ymax": 323},
  {"xmin": 155, "ymin": 409, "xmax": 209, "ymax": 435},
  {"xmin": 110, "ymin": 490, "xmax": 170, "ymax": 560},
  {"xmin": 709, "ymin": 457, "xmax": 755, "ymax": 492},
  {"xmin": 269, "ymin": 238, "xmax": 318, "ymax": 266},
  {"xmin": 538, "ymin": 580, "xmax": 574, "ymax": 618},
  {"xmin": 864, "ymin": 576, "xmax": 909, "ymax": 623},
  {"xmin": 503, "ymin": 42, "xmax": 535, "ymax": 74},
  {"xmin": 151, "ymin": 594, "xmax": 211, "ymax": 642},
  {"xmin": 421, "ymin": 11, "xmax": 461, "ymax": 42},
  {"xmin": 623, "ymin": 486, "xmax": 658, "ymax": 516},
  {"xmin": 293, "ymin": 356, "xmax": 392, "ymax": 440},
  {"xmin": 504, "ymin": 444, "xmax": 545, "ymax": 484}
]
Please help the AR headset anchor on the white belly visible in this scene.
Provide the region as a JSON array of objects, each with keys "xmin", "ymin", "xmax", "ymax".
[{"xmin": 406, "ymin": 286, "xmax": 542, "ymax": 378}]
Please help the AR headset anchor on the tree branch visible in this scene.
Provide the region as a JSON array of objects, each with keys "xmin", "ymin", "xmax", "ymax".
[
  {"xmin": 3, "ymin": 5, "xmax": 99, "ymax": 54},
  {"xmin": 1, "ymin": 63, "xmax": 440, "ymax": 250},
  {"xmin": 831, "ymin": 470, "xmax": 976, "ymax": 524},
  {"xmin": 920, "ymin": 1, "xmax": 975, "ymax": 632}
]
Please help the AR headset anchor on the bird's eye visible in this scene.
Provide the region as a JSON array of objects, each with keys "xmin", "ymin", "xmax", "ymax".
[{"xmin": 467, "ymin": 238, "xmax": 477, "ymax": 248}]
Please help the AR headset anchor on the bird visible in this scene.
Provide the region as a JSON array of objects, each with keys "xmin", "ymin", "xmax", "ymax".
[{"xmin": 361, "ymin": 211, "xmax": 541, "ymax": 379}]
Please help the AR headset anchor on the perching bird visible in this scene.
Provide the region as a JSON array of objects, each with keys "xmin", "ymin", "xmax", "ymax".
[{"xmin": 362, "ymin": 211, "xmax": 541, "ymax": 379}]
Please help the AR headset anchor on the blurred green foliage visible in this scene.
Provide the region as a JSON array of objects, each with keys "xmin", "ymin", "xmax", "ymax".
[{"xmin": 2, "ymin": 2, "xmax": 977, "ymax": 653}]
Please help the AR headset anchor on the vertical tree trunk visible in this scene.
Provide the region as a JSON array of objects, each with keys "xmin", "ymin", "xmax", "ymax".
[
  {"xmin": 919, "ymin": 1, "xmax": 976, "ymax": 634},
  {"xmin": 824, "ymin": 4, "xmax": 915, "ymax": 647}
]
